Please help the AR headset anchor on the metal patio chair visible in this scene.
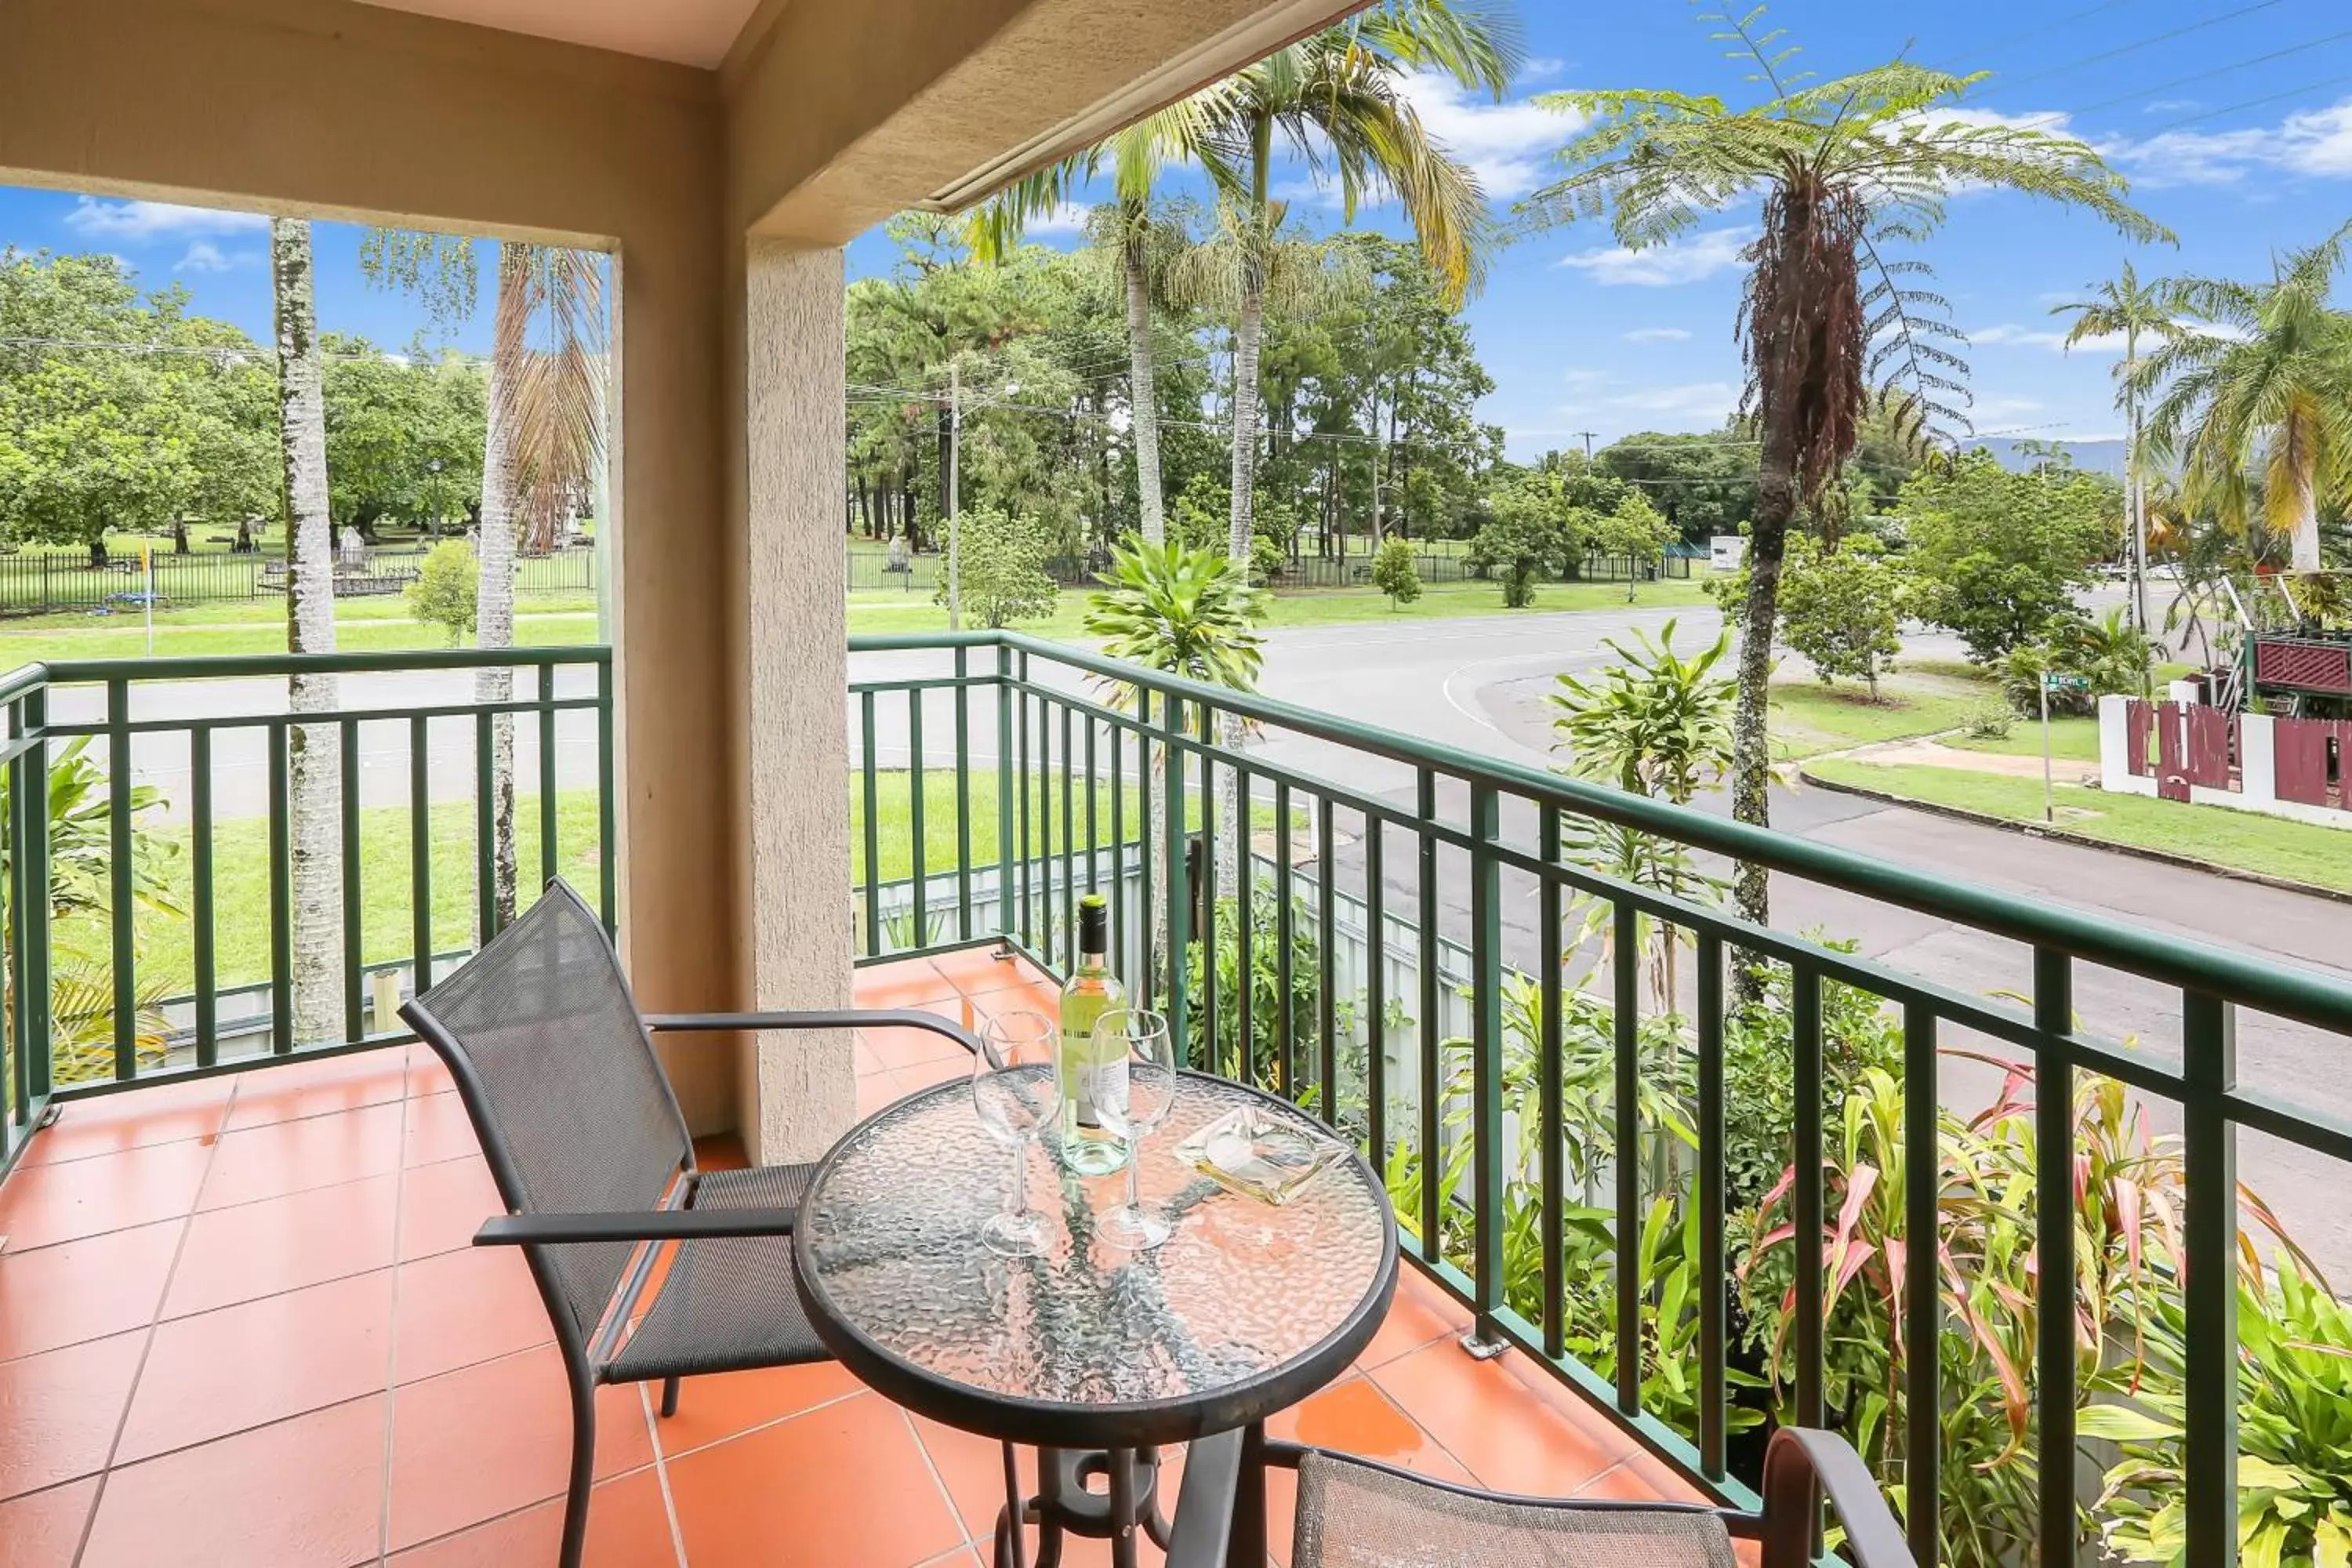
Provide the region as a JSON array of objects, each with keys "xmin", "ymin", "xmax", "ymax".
[
  {"xmin": 1166, "ymin": 1423, "xmax": 1917, "ymax": 1568},
  {"xmin": 402, "ymin": 879, "xmax": 982, "ymax": 1568}
]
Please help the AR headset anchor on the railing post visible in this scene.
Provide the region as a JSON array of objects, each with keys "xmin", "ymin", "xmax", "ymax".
[
  {"xmin": 106, "ymin": 678, "xmax": 135, "ymax": 1080},
  {"xmin": 1466, "ymin": 784, "xmax": 1504, "ymax": 1355},
  {"xmin": 1696, "ymin": 933, "xmax": 1726, "ymax": 1480},
  {"xmin": 1414, "ymin": 768, "xmax": 1440, "ymax": 1262},
  {"xmin": 1903, "ymin": 1001, "xmax": 1941, "ymax": 1567},
  {"xmin": 2033, "ymin": 949, "xmax": 2077, "ymax": 1566},
  {"xmin": 1611, "ymin": 899, "xmax": 1641, "ymax": 1412},
  {"xmin": 1791, "ymin": 963, "xmax": 1825, "ymax": 1432},
  {"xmin": 22, "ymin": 686, "xmax": 49, "ymax": 1103},
  {"xmin": 595, "ymin": 655, "xmax": 615, "ymax": 935},
  {"xmin": 995, "ymin": 644, "xmax": 1015, "ymax": 947},
  {"xmin": 2183, "ymin": 989, "xmax": 2238, "ymax": 1568},
  {"xmin": 1160, "ymin": 691, "xmax": 1189, "ymax": 1054}
]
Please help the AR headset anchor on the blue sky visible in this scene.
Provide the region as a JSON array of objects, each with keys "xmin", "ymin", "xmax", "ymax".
[{"xmin": 6, "ymin": 0, "xmax": 2350, "ymax": 459}]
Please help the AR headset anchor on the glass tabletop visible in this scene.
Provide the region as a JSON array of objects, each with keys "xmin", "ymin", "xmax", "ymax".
[{"xmin": 793, "ymin": 1071, "xmax": 1396, "ymax": 1446}]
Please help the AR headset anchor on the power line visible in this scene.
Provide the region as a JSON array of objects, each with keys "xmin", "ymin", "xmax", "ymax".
[
  {"xmin": 2136, "ymin": 67, "xmax": 2352, "ymax": 131},
  {"xmin": 2053, "ymin": 26, "xmax": 2352, "ymax": 116},
  {"xmin": 1983, "ymin": 0, "xmax": 2291, "ymax": 96}
]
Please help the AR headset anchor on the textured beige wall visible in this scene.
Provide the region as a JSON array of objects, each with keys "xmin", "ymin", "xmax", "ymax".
[
  {"xmin": 0, "ymin": 0, "xmax": 742, "ymax": 1128},
  {"xmin": 737, "ymin": 241, "xmax": 855, "ymax": 1163}
]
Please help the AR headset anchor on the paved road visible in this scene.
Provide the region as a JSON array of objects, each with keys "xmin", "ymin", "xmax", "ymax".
[{"xmin": 851, "ymin": 603, "xmax": 2352, "ymax": 1265}]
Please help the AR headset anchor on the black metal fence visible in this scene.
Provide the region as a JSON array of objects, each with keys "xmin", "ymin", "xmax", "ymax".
[
  {"xmin": 847, "ymin": 546, "xmax": 1697, "ymax": 595},
  {"xmin": 0, "ymin": 545, "xmax": 597, "ymax": 616}
]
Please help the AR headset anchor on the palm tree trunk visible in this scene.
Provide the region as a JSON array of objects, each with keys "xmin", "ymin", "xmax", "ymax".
[
  {"xmin": 270, "ymin": 217, "xmax": 343, "ymax": 1046},
  {"xmin": 1733, "ymin": 410, "xmax": 1797, "ymax": 942},
  {"xmin": 1125, "ymin": 216, "xmax": 1166, "ymax": 546},
  {"xmin": 1216, "ymin": 167, "xmax": 1269, "ymax": 901},
  {"xmin": 477, "ymin": 243, "xmax": 526, "ymax": 932}
]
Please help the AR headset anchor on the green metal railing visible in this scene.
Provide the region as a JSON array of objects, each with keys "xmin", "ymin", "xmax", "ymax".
[
  {"xmin": 0, "ymin": 647, "xmax": 615, "ymax": 1174},
  {"xmin": 850, "ymin": 629, "xmax": 2352, "ymax": 1568}
]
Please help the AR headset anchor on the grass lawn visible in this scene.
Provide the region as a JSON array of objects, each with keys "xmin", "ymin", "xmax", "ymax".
[
  {"xmin": 1768, "ymin": 663, "xmax": 2002, "ymax": 760},
  {"xmin": 1806, "ymin": 759, "xmax": 2352, "ymax": 894},
  {"xmin": 0, "ymin": 600, "xmax": 601, "ymax": 665},
  {"xmin": 852, "ymin": 768, "xmax": 1272, "ymax": 887},
  {"xmin": 1945, "ymin": 714, "xmax": 2101, "ymax": 762},
  {"xmin": 848, "ymin": 578, "xmax": 1709, "ymax": 640}
]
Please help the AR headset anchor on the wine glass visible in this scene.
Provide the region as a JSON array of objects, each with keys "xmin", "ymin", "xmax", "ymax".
[
  {"xmin": 972, "ymin": 1011, "xmax": 1057, "ymax": 1258},
  {"xmin": 1093, "ymin": 1007, "xmax": 1177, "ymax": 1251}
]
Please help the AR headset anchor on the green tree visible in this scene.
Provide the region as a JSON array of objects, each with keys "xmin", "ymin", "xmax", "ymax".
[
  {"xmin": 1472, "ymin": 465, "xmax": 1582, "ymax": 606},
  {"xmin": 0, "ymin": 251, "xmax": 276, "ymax": 561},
  {"xmin": 935, "ymin": 505, "xmax": 1058, "ymax": 628},
  {"xmin": 1516, "ymin": 9, "xmax": 2164, "ymax": 930},
  {"xmin": 1371, "ymin": 536, "xmax": 1422, "ymax": 608},
  {"xmin": 1586, "ymin": 490, "xmax": 1675, "ymax": 601},
  {"xmin": 1199, "ymin": 2, "xmax": 1512, "ymax": 582},
  {"xmin": 1777, "ymin": 535, "xmax": 1903, "ymax": 698},
  {"xmin": 2132, "ymin": 220, "xmax": 2352, "ymax": 582},
  {"xmin": 407, "ymin": 538, "xmax": 479, "ymax": 644},
  {"xmin": 1903, "ymin": 450, "xmax": 2119, "ymax": 663},
  {"xmin": 321, "ymin": 338, "xmax": 485, "ymax": 536},
  {"xmin": 1594, "ymin": 429, "xmax": 1755, "ymax": 543}
]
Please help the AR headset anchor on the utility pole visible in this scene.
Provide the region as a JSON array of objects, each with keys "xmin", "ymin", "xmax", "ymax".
[
  {"xmin": 1577, "ymin": 430, "xmax": 1596, "ymax": 463},
  {"xmin": 946, "ymin": 358, "xmax": 962, "ymax": 633}
]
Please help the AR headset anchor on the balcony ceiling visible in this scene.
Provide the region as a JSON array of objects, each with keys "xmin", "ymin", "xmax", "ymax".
[{"xmin": 348, "ymin": 0, "xmax": 763, "ymax": 67}]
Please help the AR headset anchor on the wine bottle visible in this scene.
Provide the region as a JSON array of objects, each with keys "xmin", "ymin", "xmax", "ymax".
[{"xmin": 1055, "ymin": 893, "xmax": 1130, "ymax": 1174}]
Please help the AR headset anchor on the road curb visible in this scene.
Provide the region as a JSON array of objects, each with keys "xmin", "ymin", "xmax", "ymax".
[{"xmin": 1798, "ymin": 764, "xmax": 2352, "ymax": 908}]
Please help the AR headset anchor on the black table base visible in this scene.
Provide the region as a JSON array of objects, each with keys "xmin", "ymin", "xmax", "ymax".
[{"xmin": 993, "ymin": 1444, "xmax": 1173, "ymax": 1568}]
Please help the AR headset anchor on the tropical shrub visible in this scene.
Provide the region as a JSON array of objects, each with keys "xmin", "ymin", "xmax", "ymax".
[
  {"xmin": 1371, "ymin": 537, "xmax": 1422, "ymax": 608},
  {"xmin": 1085, "ymin": 538, "xmax": 1268, "ymax": 695},
  {"xmin": 1901, "ymin": 451, "xmax": 2122, "ymax": 664},
  {"xmin": 406, "ymin": 538, "xmax": 477, "ymax": 644},
  {"xmin": 2083, "ymin": 1258, "xmax": 2352, "ymax": 1567},
  {"xmin": 2001, "ymin": 608, "xmax": 2152, "ymax": 716},
  {"xmin": 1184, "ymin": 884, "xmax": 1334, "ymax": 1102}
]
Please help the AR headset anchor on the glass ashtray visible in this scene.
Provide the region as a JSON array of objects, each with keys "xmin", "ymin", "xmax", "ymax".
[{"xmin": 1173, "ymin": 1103, "xmax": 1347, "ymax": 1206}]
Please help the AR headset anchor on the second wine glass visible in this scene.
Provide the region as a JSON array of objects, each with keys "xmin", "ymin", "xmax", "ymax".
[
  {"xmin": 1093, "ymin": 1007, "xmax": 1176, "ymax": 1250},
  {"xmin": 972, "ymin": 1011, "xmax": 1057, "ymax": 1258}
]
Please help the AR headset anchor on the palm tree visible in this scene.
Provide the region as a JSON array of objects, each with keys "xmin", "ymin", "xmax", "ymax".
[
  {"xmin": 2132, "ymin": 221, "xmax": 2352, "ymax": 583},
  {"xmin": 361, "ymin": 233, "xmax": 605, "ymax": 927},
  {"xmin": 1516, "ymin": 17, "xmax": 2165, "ymax": 930},
  {"xmin": 2050, "ymin": 260, "xmax": 2185, "ymax": 633},
  {"xmin": 1083, "ymin": 539, "xmax": 1269, "ymax": 982},
  {"xmin": 269, "ymin": 216, "xmax": 342, "ymax": 1044},
  {"xmin": 1202, "ymin": 2, "xmax": 1513, "ymax": 575},
  {"xmin": 969, "ymin": 100, "xmax": 1240, "ymax": 544}
]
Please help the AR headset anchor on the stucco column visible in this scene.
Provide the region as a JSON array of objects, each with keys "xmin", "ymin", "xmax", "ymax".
[{"xmin": 740, "ymin": 239, "xmax": 853, "ymax": 1163}]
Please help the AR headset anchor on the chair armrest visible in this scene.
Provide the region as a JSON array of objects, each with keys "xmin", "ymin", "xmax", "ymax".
[
  {"xmin": 644, "ymin": 1009, "xmax": 983, "ymax": 1059},
  {"xmin": 474, "ymin": 1207, "xmax": 803, "ymax": 1247},
  {"xmin": 1761, "ymin": 1428, "xmax": 1915, "ymax": 1568},
  {"xmin": 1164, "ymin": 1429, "xmax": 1245, "ymax": 1568}
]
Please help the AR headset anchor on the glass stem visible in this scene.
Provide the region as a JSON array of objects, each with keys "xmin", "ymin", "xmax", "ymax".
[
  {"xmin": 1123, "ymin": 1142, "xmax": 1141, "ymax": 1214},
  {"xmin": 1011, "ymin": 1142, "xmax": 1029, "ymax": 1220}
]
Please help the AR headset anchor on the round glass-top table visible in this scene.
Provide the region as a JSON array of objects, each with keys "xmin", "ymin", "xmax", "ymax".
[{"xmin": 793, "ymin": 1069, "xmax": 1396, "ymax": 1566}]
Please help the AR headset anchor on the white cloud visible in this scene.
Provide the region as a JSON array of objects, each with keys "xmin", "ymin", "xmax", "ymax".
[
  {"xmin": 1519, "ymin": 56, "xmax": 1567, "ymax": 83},
  {"xmin": 64, "ymin": 198, "xmax": 267, "ymax": 241},
  {"xmin": 173, "ymin": 241, "xmax": 256, "ymax": 274},
  {"xmin": 1394, "ymin": 69, "xmax": 1575, "ymax": 200},
  {"xmin": 1621, "ymin": 327, "xmax": 1693, "ymax": 343},
  {"xmin": 1609, "ymin": 380, "xmax": 1740, "ymax": 421},
  {"xmin": 2113, "ymin": 96, "xmax": 2352, "ymax": 185},
  {"xmin": 1558, "ymin": 227, "xmax": 1752, "ymax": 286},
  {"xmin": 1025, "ymin": 201, "xmax": 1091, "ymax": 238}
]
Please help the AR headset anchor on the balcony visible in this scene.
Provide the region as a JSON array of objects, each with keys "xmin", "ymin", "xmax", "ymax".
[
  {"xmin": 0, "ymin": 948, "xmax": 1695, "ymax": 1566},
  {"xmin": 4, "ymin": 638, "xmax": 2351, "ymax": 1567}
]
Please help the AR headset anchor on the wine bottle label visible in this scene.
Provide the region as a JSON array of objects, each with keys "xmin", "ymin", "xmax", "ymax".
[{"xmin": 1093, "ymin": 1058, "xmax": 1129, "ymax": 1130}]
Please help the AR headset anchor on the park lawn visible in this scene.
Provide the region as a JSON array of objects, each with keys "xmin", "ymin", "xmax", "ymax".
[
  {"xmin": 1806, "ymin": 759, "xmax": 2352, "ymax": 895},
  {"xmin": 1945, "ymin": 715, "xmax": 2101, "ymax": 762},
  {"xmin": 852, "ymin": 768, "xmax": 1274, "ymax": 887},
  {"xmin": 79, "ymin": 791, "xmax": 608, "ymax": 1002},
  {"xmin": 1768, "ymin": 663, "xmax": 2001, "ymax": 760},
  {"xmin": 0, "ymin": 608, "xmax": 601, "ymax": 665},
  {"xmin": 847, "ymin": 578, "xmax": 1709, "ymax": 640}
]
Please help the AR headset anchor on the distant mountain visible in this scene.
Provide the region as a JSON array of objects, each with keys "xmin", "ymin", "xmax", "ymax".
[{"xmin": 1973, "ymin": 437, "xmax": 2129, "ymax": 479}]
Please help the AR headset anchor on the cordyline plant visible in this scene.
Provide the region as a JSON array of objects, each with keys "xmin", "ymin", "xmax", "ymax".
[
  {"xmin": 1514, "ymin": 3, "xmax": 2166, "ymax": 939},
  {"xmin": 1742, "ymin": 1055, "xmax": 2320, "ymax": 1563}
]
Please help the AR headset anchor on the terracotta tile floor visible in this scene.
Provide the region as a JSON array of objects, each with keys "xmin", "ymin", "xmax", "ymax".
[{"xmin": 0, "ymin": 951, "xmax": 1680, "ymax": 1566}]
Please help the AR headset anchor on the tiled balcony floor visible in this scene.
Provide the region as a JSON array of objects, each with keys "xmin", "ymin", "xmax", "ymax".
[{"xmin": 0, "ymin": 950, "xmax": 1682, "ymax": 1566}]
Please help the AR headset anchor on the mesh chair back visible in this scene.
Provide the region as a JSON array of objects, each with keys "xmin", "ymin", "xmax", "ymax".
[
  {"xmin": 405, "ymin": 881, "xmax": 690, "ymax": 1345},
  {"xmin": 1293, "ymin": 1452, "xmax": 1738, "ymax": 1568}
]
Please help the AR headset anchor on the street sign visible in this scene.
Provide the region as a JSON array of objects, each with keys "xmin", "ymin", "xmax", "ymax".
[{"xmin": 2043, "ymin": 673, "xmax": 2092, "ymax": 692}]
